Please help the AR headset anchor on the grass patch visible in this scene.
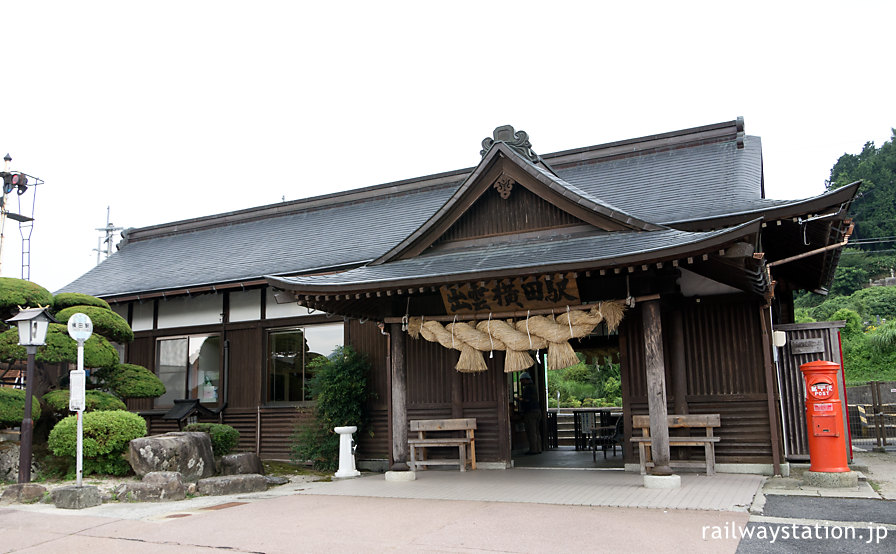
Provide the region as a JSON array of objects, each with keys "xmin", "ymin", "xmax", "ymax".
[{"xmin": 263, "ymin": 460, "xmax": 330, "ymax": 478}]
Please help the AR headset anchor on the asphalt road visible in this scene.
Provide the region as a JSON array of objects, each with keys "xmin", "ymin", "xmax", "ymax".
[{"xmin": 736, "ymin": 496, "xmax": 896, "ymax": 553}]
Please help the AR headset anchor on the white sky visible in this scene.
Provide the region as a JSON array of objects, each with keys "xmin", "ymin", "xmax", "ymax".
[{"xmin": 2, "ymin": 1, "xmax": 894, "ymax": 293}]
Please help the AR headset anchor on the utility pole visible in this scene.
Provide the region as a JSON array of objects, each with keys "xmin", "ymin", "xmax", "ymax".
[{"xmin": 94, "ymin": 206, "xmax": 123, "ymax": 264}]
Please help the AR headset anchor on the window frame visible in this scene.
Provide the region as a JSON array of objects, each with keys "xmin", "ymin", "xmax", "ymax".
[
  {"xmin": 265, "ymin": 322, "xmax": 344, "ymax": 406},
  {"xmin": 154, "ymin": 332, "xmax": 223, "ymax": 409}
]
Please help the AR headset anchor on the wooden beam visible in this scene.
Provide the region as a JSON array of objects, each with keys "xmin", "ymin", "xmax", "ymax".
[
  {"xmin": 759, "ymin": 306, "xmax": 783, "ymax": 476},
  {"xmin": 390, "ymin": 322, "xmax": 409, "ymax": 470},
  {"xmin": 642, "ymin": 299, "xmax": 672, "ymax": 475}
]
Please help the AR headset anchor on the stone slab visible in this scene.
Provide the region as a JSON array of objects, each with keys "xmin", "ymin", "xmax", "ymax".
[
  {"xmin": 197, "ymin": 474, "xmax": 267, "ymax": 496},
  {"xmin": 52, "ymin": 485, "xmax": 102, "ymax": 509},
  {"xmin": 643, "ymin": 474, "xmax": 681, "ymax": 489},
  {"xmin": 385, "ymin": 471, "xmax": 416, "ymax": 482},
  {"xmin": 804, "ymin": 470, "xmax": 859, "ymax": 488}
]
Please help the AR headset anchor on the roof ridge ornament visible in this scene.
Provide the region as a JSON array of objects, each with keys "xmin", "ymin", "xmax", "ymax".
[{"xmin": 480, "ymin": 125, "xmax": 541, "ymax": 163}]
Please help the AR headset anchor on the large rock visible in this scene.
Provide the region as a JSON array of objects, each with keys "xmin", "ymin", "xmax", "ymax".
[
  {"xmin": 115, "ymin": 471, "xmax": 187, "ymax": 502},
  {"xmin": 196, "ymin": 474, "xmax": 267, "ymax": 496},
  {"xmin": 128, "ymin": 432, "xmax": 215, "ymax": 482},
  {"xmin": 0, "ymin": 441, "xmax": 38, "ymax": 482},
  {"xmin": 0, "ymin": 483, "xmax": 47, "ymax": 504},
  {"xmin": 219, "ymin": 452, "xmax": 265, "ymax": 476},
  {"xmin": 52, "ymin": 486, "xmax": 102, "ymax": 509}
]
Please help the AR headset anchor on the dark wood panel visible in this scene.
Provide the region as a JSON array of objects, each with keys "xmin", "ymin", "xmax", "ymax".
[
  {"xmin": 347, "ymin": 319, "xmax": 389, "ymax": 410},
  {"xmin": 436, "ymin": 183, "xmax": 583, "ymax": 244},
  {"xmin": 226, "ymin": 327, "xmax": 263, "ymax": 408},
  {"xmin": 407, "ymin": 335, "xmax": 453, "ymax": 405},
  {"xmin": 627, "ymin": 399, "xmax": 772, "ymax": 464}
]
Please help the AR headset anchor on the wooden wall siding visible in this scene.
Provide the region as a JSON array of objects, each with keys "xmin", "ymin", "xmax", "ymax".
[
  {"xmin": 628, "ymin": 399, "xmax": 772, "ymax": 463},
  {"xmin": 681, "ymin": 299, "xmax": 765, "ymax": 396},
  {"xmin": 143, "ymin": 406, "xmax": 312, "ymax": 460},
  {"xmin": 774, "ymin": 322, "xmax": 845, "ymax": 460},
  {"xmin": 622, "ymin": 295, "xmax": 774, "ymax": 464},
  {"xmin": 226, "ymin": 327, "xmax": 263, "ymax": 408},
  {"xmin": 462, "ymin": 354, "xmax": 501, "ymax": 403},
  {"xmin": 357, "ymin": 408, "xmax": 390, "ymax": 459},
  {"xmin": 407, "ymin": 336, "xmax": 454, "ymax": 406},
  {"xmin": 435, "ymin": 184, "xmax": 583, "ymax": 245},
  {"xmin": 347, "ymin": 319, "xmax": 389, "ymax": 410}
]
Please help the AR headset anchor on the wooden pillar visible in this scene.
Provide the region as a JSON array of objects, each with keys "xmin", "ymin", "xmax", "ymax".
[
  {"xmin": 390, "ymin": 322, "xmax": 409, "ymax": 470},
  {"xmin": 642, "ymin": 298, "xmax": 672, "ymax": 475},
  {"xmin": 759, "ymin": 306, "xmax": 783, "ymax": 476}
]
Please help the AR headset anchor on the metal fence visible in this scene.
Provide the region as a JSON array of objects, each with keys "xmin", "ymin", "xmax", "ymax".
[{"xmin": 847, "ymin": 380, "xmax": 896, "ymax": 452}]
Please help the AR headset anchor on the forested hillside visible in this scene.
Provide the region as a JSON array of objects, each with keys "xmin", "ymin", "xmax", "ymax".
[{"xmin": 796, "ymin": 129, "xmax": 896, "ymax": 383}]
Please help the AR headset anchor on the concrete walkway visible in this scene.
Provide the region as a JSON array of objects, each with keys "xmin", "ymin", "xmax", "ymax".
[{"xmin": 298, "ymin": 468, "xmax": 764, "ymax": 512}]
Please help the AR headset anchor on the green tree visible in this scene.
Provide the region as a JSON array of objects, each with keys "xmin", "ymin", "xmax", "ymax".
[
  {"xmin": 291, "ymin": 346, "xmax": 371, "ymax": 471},
  {"xmin": 828, "ymin": 131, "xmax": 896, "ymax": 250}
]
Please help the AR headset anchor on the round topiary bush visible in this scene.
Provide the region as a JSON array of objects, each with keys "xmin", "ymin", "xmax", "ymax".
[
  {"xmin": 183, "ymin": 423, "xmax": 240, "ymax": 456},
  {"xmin": 0, "ymin": 324, "xmax": 119, "ymax": 369},
  {"xmin": 52, "ymin": 293, "xmax": 111, "ymax": 313},
  {"xmin": 93, "ymin": 363, "xmax": 165, "ymax": 399},
  {"xmin": 0, "ymin": 387, "xmax": 41, "ymax": 428},
  {"xmin": 42, "ymin": 389, "xmax": 127, "ymax": 417},
  {"xmin": 54, "ymin": 306, "xmax": 134, "ymax": 343},
  {"xmin": 0, "ymin": 277, "xmax": 53, "ymax": 321},
  {"xmin": 48, "ymin": 410, "xmax": 147, "ymax": 477}
]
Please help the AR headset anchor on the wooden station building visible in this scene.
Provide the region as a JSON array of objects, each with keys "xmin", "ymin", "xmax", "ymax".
[{"xmin": 61, "ymin": 118, "xmax": 858, "ymax": 474}]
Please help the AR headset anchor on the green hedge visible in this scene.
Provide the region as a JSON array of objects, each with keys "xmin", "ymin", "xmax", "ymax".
[
  {"xmin": 0, "ymin": 277, "xmax": 53, "ymax": 321},
  {"xmin": 48, "ymin": 410, "xmax": 146, "ymax": 477},
  {"xmin": 0, "ymin": 324, "xmax": 119, "ymax": 369},
  {"xmin": 52, "ymin": 293, "xmax": 111, "ymax": 312},
  {"xmin": 184, "ymin": 423, "xmax": 240, "ymax": 456},
  {"xmin": 54, "ymin": 306, "xmax": 134, "ymax": 344},
  {"xmin": 93, "ymin": 363, "xmax": 165, "ymax": 399},
  {"xmin": 42, "ymin": 389, "xmax": 127, "ymax": 416},
  {"xmin": 0, "ymin": 387, "xmax": 41, "ymax": 427}
]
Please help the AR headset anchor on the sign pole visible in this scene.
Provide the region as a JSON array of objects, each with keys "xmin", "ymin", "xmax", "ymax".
[
  {"xmin": 76, "ymin": 339, "xmax": 84, "ymax": 487},
  {"xmin": 67, "ymin": 313, "xmax": 92, "ymax": 489}
]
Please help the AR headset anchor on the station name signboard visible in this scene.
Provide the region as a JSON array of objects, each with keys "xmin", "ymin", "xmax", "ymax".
[{"xmin": 440, "ymin": 274, "xmax": 580, "ymax": 315}]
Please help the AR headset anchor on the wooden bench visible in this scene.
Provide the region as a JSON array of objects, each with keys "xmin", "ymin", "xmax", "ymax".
[
  {"xmin": 408, "ymin": 418, "xmax": 476, "ymax": 472},
  {"xmin": 630, "ymin": 414, "xmax": 721, "ymax": 476}
]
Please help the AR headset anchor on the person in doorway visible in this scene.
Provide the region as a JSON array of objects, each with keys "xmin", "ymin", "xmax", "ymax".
[{"xmin": 519, "ymin": 372, "xmax": 542, "ymax": 454}]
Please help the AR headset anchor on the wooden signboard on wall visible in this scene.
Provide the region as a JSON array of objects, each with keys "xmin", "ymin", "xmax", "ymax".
[{"xmin": 440, "ymin": 274, "xmax": 580, "ymax": 315}]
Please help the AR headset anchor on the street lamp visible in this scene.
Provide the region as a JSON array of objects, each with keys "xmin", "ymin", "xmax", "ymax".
[{"xmin": 6, "ymin": 306, "xmax": 57, "ymax": 483}]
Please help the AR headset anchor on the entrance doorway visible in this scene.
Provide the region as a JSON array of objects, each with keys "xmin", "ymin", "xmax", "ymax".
[{"xmin": 509, "ymin": 324, "xmax": 625, "ymax": 469}]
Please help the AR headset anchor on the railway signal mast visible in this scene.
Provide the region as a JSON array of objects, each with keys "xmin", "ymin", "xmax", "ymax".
[{"xmin": 0, "ymin": 154, "xmax": 43, "ymax": 279}]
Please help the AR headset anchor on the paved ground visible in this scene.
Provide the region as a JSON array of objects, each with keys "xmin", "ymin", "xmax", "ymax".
[{"xmin": 1, "ymin": 449, "xmax": 894, "ymax": 552}]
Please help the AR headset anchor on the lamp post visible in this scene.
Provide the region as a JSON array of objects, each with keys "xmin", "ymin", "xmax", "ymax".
[{"xmin": 6, "ymin": 306, "xmax": 57, "ymax": 483}]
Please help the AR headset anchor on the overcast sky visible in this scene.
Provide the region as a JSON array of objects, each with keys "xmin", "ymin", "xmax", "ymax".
[{"xmin": 2, "ymin": 1, "xmax": 894, "ymax": 293}]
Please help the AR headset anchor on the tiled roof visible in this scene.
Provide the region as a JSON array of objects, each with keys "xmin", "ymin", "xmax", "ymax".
[
  {"xmin": 59, "ymin": 184, "xmax": 459, "ymax": 297},
  {"xmin": 556, "ymin": 136, "xmax": 764, "ymax": 224},
  {"xmin": 268, "ymin": 223, "xmax": 758, "ymax": 292},
  {"xmin": 59, "ymin": 121, "xmax": 818, "ymax": 298}
]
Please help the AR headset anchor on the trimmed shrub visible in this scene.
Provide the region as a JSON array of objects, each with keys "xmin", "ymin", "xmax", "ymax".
[
  {"xmin": 0, "ymin": 324, "xmax": 119, "ymax": 369},
  {"xmin": 53, "ymin": 293, "xmax": 111, "ymax": 312},
  {"xmin": 291, "ymin": 346, "xmax": 371, "ymax": 471},
  {"xmin": 42, "ymin": 389, "xmax": 126, "ymax": 417},
  {"xmin": 183, "ymin": 423, "xmax": 240, "ymax": 456},
  {"xmin": 54, "ymin": 306, "xmax": 134, "ymax": 343},
  {"xmin": 0, "ymin": 387, "xmax": 41, "ymax": 428},
  {"xmin": 48, "ymin": 410, "xmax": 146, "ymax": 477},
  {"xmin": 0, "ymin": 277, "xmax": 53, "ymax": 321},
  {"xmin": 93, "ymin": 363, "xmax": 165, "ymax": 399}
]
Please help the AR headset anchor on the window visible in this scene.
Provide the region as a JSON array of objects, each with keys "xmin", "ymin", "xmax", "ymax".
[
  {"xmin": 155, "ymin": 334, "xmax": 221, "ymax": 408},
  {"xmin": 268, "ymin": 322, "xmax": 343, "ymax": 403}
]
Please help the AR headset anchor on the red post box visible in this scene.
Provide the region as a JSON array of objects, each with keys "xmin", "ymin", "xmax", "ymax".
[{"xmin": 800, "ymin": 360, "xmax": 849, "ymax": 472}]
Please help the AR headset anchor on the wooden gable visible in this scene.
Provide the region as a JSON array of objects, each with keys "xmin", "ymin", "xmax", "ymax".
[
  {"xmin": 433, "ymin": 178, "xmax": 588, "ymax": 246},
  {"xmin": 371, "ymin": 127, "xmax": 664, "ymax": 266}
]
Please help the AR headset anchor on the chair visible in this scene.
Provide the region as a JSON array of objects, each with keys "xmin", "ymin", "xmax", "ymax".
[{"xmin": 590, "ymin": 414, "xmax": 623, "ymax": 460}]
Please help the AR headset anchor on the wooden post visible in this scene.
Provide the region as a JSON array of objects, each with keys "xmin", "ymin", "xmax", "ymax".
[
  {"xmin": 390, "ymin": 322, "xmax": 409, "ymax": 470},
  {"xmin": 642, "ymin": 299, "xmax": 672, "ymax": 475},
  {"xmin": 759, "ymin": 306, "xmax": 783, "ymax": 475}
]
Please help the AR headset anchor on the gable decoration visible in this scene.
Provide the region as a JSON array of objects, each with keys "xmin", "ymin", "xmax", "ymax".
[{"xmin": 407, "ymin": 301, "xmax": 626, "ymax": 373}]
